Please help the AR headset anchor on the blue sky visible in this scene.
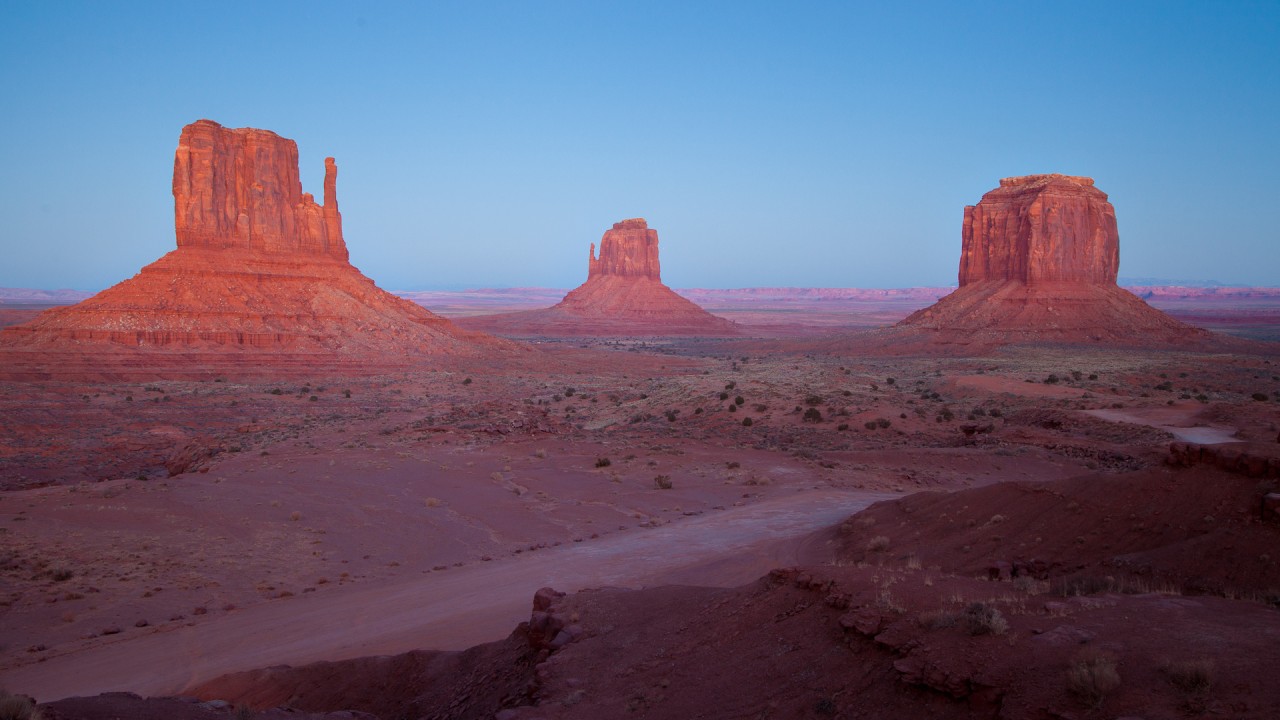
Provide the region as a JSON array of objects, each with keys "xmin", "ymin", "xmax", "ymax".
[{"xmin": 1, "ymin": 1, "xmax": 1276, "ymax": 290}]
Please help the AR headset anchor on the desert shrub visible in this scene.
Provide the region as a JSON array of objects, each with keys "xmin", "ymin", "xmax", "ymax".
[
  {"xmin": 919, "ymin": 609, "xmax": 959, "ymax": 630},
  {"xmin": 343, "ymin": 389, "xmax": 351, "ymax": 398},
  {"xmin": 1044, "ymin": 374, "xmax": 1060, "ymax": 384},
  {"xmin": 1154, "ymin": 381, "xmax": 1173, "ymax": 391},
  {"xmin": 728, "ymin": 404, "xmax": 737, "ymax": 412},
  {"xmin": 726, "ymin": 461, "xmax": 740, "ymax": 469},
  {"xmin": 719, "ymin": 391, "xmax": 729, "ymax": 401},
  {"xmin": 1066, "ymin": 650, "xmax": 1120, "ymax": 708},
  {"xmin": 803, "ymin": 408, "xmax": 822, "ymax": 422},
  {"xmin": 665, "ymin": 410, "xmax": 678, "ymax": 422},
  {"xmin": 734, "ymin": 395, "xmax": 745, "ymax": 405},
  {"xmin": 595, "ymin": 457, "xmax": 611, "ymax": 468},
  {"xmin": 886, "ymin": 377, "xmax": 895, "ymax": 385},
  {"xmin": 876, "ymin": 417, "xmax": 891, "ymax": 428},
  {"xmin": 564, "ymin": 387, "xmax": 575, "ymax": 396},
  {"xmin": 462, "ymin": 377, "xmax": 472, "ymax": 385},
  {"xmin": 694, "ymin": 407, "xmax": 704, "ymax": 414},
  {"xmin": 1071, "ymin": 370, "xmax": 1083, "ymax": 381},
  {"xmin": 1252, "ymin": 392, "xmax": 1270, "ymax": 401},
  {"xmin": 653, "ymin": 475, "xmax": 673, "ymax": 490},
  {"xmin": 804, "ymin": 394, "xmax": 824, "ymax": 406},
  {"xmin": 51, "ymin": 568, "xmax": 73, "ymax": 582},
  {"xmin": 1088, "ymin": 373, "xmax": 1098, "ymax": 380},
  {"xmin": 963, "ymin": 602, "xmax": 1008, "ymax": 635},
  {"xmin": 742, "ymin": 417, "xmax": 753, "ymax": 426},
  {"xmin": 866, "ymin": 535, "xmax": 890, "ymax": 552},
  {"xmin": 1162, "ymin": 658, "xmax": 1214, "ymax": 693},
  {"xmin": 837, "ymin": 423, "xmax": 849, "ymax": 431},
  {"xmin": 725, "ymin": 381, "xmax": 736, "ymax": 390},
  {"xmin": 0, "ymin": 692, "xmax": 41, "ymax": 720}
]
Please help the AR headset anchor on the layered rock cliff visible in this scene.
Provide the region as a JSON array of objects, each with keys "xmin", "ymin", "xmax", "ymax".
[
  {"xmin": 457, "ymin": 219, "xmax": 737, "ymax": 337},
  {"xmin": 0, "ymin": 120, "xmax": 505, "ymax": 378},
  {"xmin": 895, "ymin": 174, "xmax": 1210, "ymax": 348},
  {"xmin": 172, "ymin": 120, "xmax": 348, "ymax": 259},
  {"xmin": 587, "ymin": 219, "xmax": 661, "ymax": 281}
]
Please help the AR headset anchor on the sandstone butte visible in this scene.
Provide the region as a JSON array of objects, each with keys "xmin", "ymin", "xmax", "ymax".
[
  {"xmin": 457, "ymin": 219, "xmax": 739, "ymax": 336},
  {"xmin": 0, "ymin": 119, "xmax": 506, "ymax": 379},
  {"xmin": 895, "ymin": 174, "xmax": 1211, "ymax": 347}
]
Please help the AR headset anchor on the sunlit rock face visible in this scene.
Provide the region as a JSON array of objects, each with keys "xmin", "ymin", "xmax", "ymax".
[
  {"xmin": 896, "ymin": 175, "xmax": 1206, "ymax": 346},
  {"xmin": 958, "ymin": 174, "xmax": 1118, "ymax": 286},
  {"xmin": 0, "ymin": 120, "xmax": 503, "ymax": 372},
  {"xmin": 172, "ymin": 119, "xmax": 347, "ymax": 260},
  {"xmin": 457, "ymin": 218, "xmax": 738, "ymax": 337}
]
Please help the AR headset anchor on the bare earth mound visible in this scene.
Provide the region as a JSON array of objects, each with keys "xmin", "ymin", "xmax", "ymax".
[
  {"xmin": 457, "ymin": 219, "xmax": 738, "ymax": 337},
  {"xmin": 0, "ymin": 120, "xmax": 506, "ymax": 380}
]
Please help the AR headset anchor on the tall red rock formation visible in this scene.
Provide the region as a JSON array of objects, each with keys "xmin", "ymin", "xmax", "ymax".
[
  {"xmin": 587, "ymin": 219, "xmax": 661, "ymax": 280},
  {"xmin": 0, "ymin": 120, "xmax": 506, "ymax": 379},
  {"xmin": 895, "ymin": 174, "xmax": 1209, "ymax": 348},
  {"xmin": 958, "ymin": 175, "xmax": 1119, "ymax": 286},
  {"xmin": 172, "ymin": 120, "xmax": 348, "ymax": 260},
  {"xmin": 457, "ymin": 219, "xmax": 738, "ymax": 337}
]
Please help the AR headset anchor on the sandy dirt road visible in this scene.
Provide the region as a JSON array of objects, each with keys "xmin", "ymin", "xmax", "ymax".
[{"xmin": 2, "ymin": 489, "xmax": 894, "ymax": 702}]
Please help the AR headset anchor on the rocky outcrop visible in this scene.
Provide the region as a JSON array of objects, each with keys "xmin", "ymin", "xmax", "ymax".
[
  {"xmin": 457, "ymin": 219, "xmax": 738, "ymax": 337},
  {"xmin": 172, "ymin": 120, "xmax": 347, "ymax": 260},
  {"xmin": 0, "ymin": 120, "xmax": 507, "ymax": 379},
  {"xmin": 892, "ymin": 174, "xmax": 1212, "ymax": 349},
  {"xmin": 587, "ymin": 219, "xmax": 660, "ymax": 280},
  {"xmin": 958, "ymin": 174, "xmax": 1118, "ymax": 286}
]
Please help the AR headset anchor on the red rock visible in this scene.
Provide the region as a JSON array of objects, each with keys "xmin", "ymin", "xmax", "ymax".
[
  {"xmin": 457, "ymin": 219, "xmax": 738, "ymax": 337},
  {"xmin": 587, "ymin": 219, "xmax": 661, "ymax": 281},
  {"xmin": 894, "ymin": 174, "xmax": 1210, "ymax": 348},
  {"xmin": 0, "ymin": 119, "xmax": 507, "ymax": 379},
  {"xmin": 959, "ymin": 174, "xmax": 1118, "ymax": 286}
]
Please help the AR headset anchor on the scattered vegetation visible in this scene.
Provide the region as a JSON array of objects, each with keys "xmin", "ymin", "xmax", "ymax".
[
  {"xmin": 595, "ymin": 457, "xmax": 612, "ymax": 468},
  {"xmin": 1162, "ymin": 657, "xmax": 1215, "ymax": 694},
  {"xmin": 803, "ymin": 408, "xmax": 823, "ymax": 422},
  {"xmin": 1065, "ymin": 649, "xmax": 1120, "ymax": 709},
  {"xmin": 0, "ymin": 691, "xmax": 42, "ymax": 720},
  {"xmin": 866, "ymin": 535, "xmax": 890, "ymax": 552},
  {"xmin": 962, "ymin": 602, "xmax": 1008, "ymax": 635}
]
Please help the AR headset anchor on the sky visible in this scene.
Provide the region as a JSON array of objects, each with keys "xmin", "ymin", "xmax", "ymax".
[{"xmin": 1, "ymin": 1, "xmax": 1277, "ymax": 291}]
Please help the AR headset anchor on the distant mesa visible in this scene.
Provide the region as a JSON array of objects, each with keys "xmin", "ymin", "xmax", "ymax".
[
  {"xmin": 457, "ymin": 219, "xmax": 739, "ymax": 337},
  {"xmin": 893, "ymin": 174, "xmax": 1211, "ymax": 348},
  {"xmin": 0, "ymin": 119, "xmax": 503, "ymax": 379}
]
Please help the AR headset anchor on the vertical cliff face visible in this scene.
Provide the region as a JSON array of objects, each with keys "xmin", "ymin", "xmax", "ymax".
[
  {"xmin": 958, "ymin": 174, "xmax": 1118, "ymax": 287},
  {"xmin": 455, "ymin": 218, "xmax": 737, "ymax": 336},
  {"xmin": 0, "ymin": 119, "xmax": 509, "ymax": 373},
  {"xmin": 587, "ymin": 219, "xmax": 662, "ymax": 281},
  {"xmin": 172, "ymin": 119, "xmax": 347, "ymax": 261},
  {"xmin": 894, "ymin": 174, "xmax": 1209, "ymax": 349}
]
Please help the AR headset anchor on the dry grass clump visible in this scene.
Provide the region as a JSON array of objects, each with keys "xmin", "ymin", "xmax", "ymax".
[
  {"xmin": 866, "ymin": 535, "xmax": 890, "ymax": 552},
  {"xmin": 653, "ymin": 475, "xmax": 673, "ymax": 490},
  {"xmin": 0, "ymin": 691, "xmax": 42, "ymax": 720},
  {"xmin": 1162, "ymin": 657, "xmax": 1214, "ymax": 693},
  {"xmin": 1065, "ymin": 649, "xmax": 1120, "ymax": 708},
  {"xmin": 962, "ymin": 601, "xmax": 1008, "ymax": 635}
]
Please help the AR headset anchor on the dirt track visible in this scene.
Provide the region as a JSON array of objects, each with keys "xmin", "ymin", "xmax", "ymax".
[{"xmin": 1, "ymin": 489, "xmax": 893, "ymax": 702}]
